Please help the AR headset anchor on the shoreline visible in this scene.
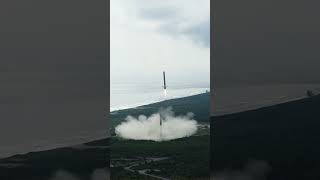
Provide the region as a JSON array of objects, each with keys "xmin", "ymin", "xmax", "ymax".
[
  {"xmin": 212, "ymin": 95, "xmax": 308, "ymax": 117},
  {"xmin": 213, "ymin": 94, "xmax": 317, "ymax": 119},
  {"xmin": 111, "ymin": 88, "xmax": 210, "ymax": 112},
  {"xmin": 0, "ymin": 133, "xmax": 109, "ymax": 160},
  {"xmin": 212, "ymin": 83, "xmax": 320, "ymax": 116},
  {"xmin": 0, "ymin": 91, "xmax": 210, "ymax": 161},
  {"xmin": 0, "ymin": 138, "xmax": 109, "ymax": 180},
  {"xmin": 212, "ymin": 94, "xmax": 320, "ymax": 179}
]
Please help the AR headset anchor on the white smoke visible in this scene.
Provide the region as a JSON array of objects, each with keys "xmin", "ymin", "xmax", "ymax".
[
  {"xmin": 50, "ymin": 170, "xmax": 80, "ymax": 180},
  {"xmin": 212, "ymin": 160, "xmax": 271, "ymax": 180},
  {"xmin": 91, "ymin": 168, "xmax": 110, "ymax": 180},
  {"xmin": 49, "ymin": 168, "xmax": 109, "ymax": 180},
  {"xmin": 115, "ymin": 107, "xmax": 198, "ymax": 141}
]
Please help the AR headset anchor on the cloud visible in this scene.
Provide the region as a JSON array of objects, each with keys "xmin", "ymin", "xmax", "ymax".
[
  {"xmin": 183, "ymin": 20, "xmax": 210, "ymax": 47},
  {"xmin": 139, "ymin": 7, "xmax": 177, "ymax": 21},
  {"xmin": 136, "ymin": 0, "xmax": 210, "ymax": 47},
  {"xmin": 110, "ymin": 0, "xmax": 210, "ymax": 84}
]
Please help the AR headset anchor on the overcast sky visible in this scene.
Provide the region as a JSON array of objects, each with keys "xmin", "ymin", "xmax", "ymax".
[
  {"xmin": 0, "ymin": 0, "xmax": 107, "ymax": 156},
  {"xmin": 213, "ymin": 0, "xmax": 320, "ymax": 88},
  {"xmin": 111, "ymin": 0, "xmax": 210, "ymax": 86}
]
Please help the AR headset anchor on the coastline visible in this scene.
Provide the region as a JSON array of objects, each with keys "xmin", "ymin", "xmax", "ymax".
[
  {"xmin": 111, "ymin": 91, "xmax": 211, "ymax": 179},
  {"xmin": 212, "ymin": 95, "xmax": 307, "ymax": 117},
  {"xmin": 111, "ymin": 88, "xmax": 210, "ymax": 112},
  {"xmin": 0, "ymin": 138, "xmax": 109, "ymax": 180},
  {"xmin": 110, "ymin": 91, "xmax": 211, "ymax": 131},
  {"xmin": 0, "ymin": 130, "xmax": 108, "ymax": 160},
  {"xmin": 0, "ymin": 136, "xmax": 109, "ymax": 161},
  {"xmin": 0, "ymin": 91, "xmax": 210, "ymax": 179},
  {"xmin": 0, "ymin": 93, "xmax": 206, "ymax": 160},
  {"xmin": 212, "ymin": 83, "xmax": 320, "ymax": 116},
  {"xmin": 212, "ymin": 94, "xmax": 320, "ymax": 179},
  {"xmin": 0, "ymin": 91, "xmax": 210, "ymax": 161}
]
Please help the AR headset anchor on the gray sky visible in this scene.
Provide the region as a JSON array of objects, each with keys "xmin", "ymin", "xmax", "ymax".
[
  {"xmin": 213, "ymin": 0, "xmax": 320, "ymax": 88},
  {"xmin": 0, "ymin": 0, "xmax": 107, "ymax": 157},
  {"xmin": 212, "ymin": 0, "xmax": 320, "ymax": 115},
  {"xmin": 111, "ymin": 0, "xmax": 210, "ymax": 86}
]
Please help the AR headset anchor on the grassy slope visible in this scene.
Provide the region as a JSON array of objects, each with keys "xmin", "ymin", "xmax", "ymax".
[{"xmin": 212, "ymin": 95, "xmax": 320, "ymax": 180}]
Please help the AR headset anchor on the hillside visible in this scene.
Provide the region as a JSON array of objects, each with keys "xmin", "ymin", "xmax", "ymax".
[
  {"xmin": 212, "ymin": 95, "xmax": 320, "ymax": 179},
  {"xmin": 0, "ymin": 139, "xmax": 109, "ymax": 180},
  {"xmin": 111, "ymin": 92, "xmax": 210, "ymax": 129}
]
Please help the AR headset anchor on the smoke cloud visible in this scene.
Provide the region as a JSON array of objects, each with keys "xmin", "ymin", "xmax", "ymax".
[
  {"xmin": 212, "ymin": 160, "xmax": 271, "ymax": 180},
  {"xmin": 49, "ymin": 168, "xmax": 109, "ymax": 180},
  {"xmin": 115, "ymin": 107, "xmax": 198, "ymax": 141},
  {"xmin": 90, "ymin": 168, "xmax": 109, "ymax": 180},
  {"xmin": 50, "ymin": 170, "xmax": 79, "ymax": 180}
]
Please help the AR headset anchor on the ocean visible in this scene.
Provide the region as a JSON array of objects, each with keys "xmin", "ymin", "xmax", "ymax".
[
  {"xmin": 0, "ymin": 72, "xmax": 107, "ymax": 159},
  {"xmin": 212, "ymin": 83, "xmax": 320, "ymax": 116},
  {"xmin": 111, "ymin": 82, "xmax": 210, "ymax": 112}
]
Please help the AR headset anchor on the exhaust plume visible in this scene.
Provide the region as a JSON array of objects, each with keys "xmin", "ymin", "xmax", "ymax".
[
  {"xmin": 212, "ymin": 160, "xmax": 271, "ymax": 180},
  {"xmin": 49, "ymin": 168, "xmax": 109, "ymax": 180},
  {"xmin": 115, "ymin": 107, "xmax": 198, "ymax": 141}
]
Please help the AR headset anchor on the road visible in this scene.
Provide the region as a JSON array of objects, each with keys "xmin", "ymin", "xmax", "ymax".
[{"xmin": 119, "ymin": 157, "xmax": 171, "ymax": 180}]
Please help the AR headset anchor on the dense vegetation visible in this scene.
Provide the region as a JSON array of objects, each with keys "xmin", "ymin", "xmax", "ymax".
[{"xmin": 111, "ymin": 136, "xmax": 210, "ymax": 179}]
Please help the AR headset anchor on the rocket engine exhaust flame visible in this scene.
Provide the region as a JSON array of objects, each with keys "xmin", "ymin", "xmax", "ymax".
[{"xmin": 163, "ymin": 89, "xmax": 167, "ymax": 97}]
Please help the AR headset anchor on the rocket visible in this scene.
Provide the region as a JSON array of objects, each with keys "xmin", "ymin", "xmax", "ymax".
[
  {"xmin": 163, "ymin": 71, "xmax": 167, "ymax": 90},
  {"xmin": 160, "ymin": 71, "xmax": 167, "ymax": 140}
]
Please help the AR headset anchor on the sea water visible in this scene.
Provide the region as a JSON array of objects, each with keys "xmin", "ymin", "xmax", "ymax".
[
  {"xmin": 111, "ymin": 82, "xmax": 210, "ymax": 112},
  {"xmin": 212, "ymin": 83, "xmax": 320, "ymax": 116}
]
